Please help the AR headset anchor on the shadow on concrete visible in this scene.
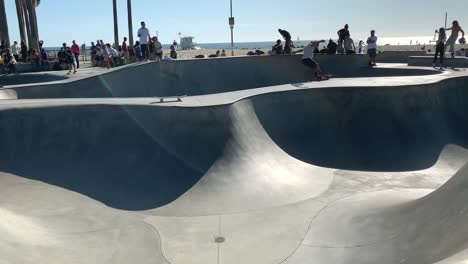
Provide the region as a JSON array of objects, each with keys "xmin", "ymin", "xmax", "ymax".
[
  {"xmin": 0, "ymin": 105, "xmax": 213, "ymax": 211},
  {"xmin": 253, "ymin": 76, "xmax": 468, "ymax": 172},
  {"xmin": 0, "ymin": 73, "xmax": 68, "ymax": 86}
]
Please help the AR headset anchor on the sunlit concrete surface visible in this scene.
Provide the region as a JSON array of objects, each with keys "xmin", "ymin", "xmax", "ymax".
[{"xmin": 1, "ymin": 55, "xmax": 468, "ymax": 263}]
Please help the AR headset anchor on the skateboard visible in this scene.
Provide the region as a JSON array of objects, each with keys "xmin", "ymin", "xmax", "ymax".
[{"xmin": 154, "ymin": 95, "xmax": 187, "ymax": 103}]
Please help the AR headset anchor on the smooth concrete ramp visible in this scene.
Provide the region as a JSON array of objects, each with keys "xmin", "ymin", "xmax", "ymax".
[
  {"xmin": 0, "ymin": 55, "xmax": 438, "ymax": 99},
  {"xmin": 1, "ymin": 59, "xmax": 468, "ymax": 263},
  {"xmin": 409, "ymin": 56, "xmax": 468, "ymax": 68}
]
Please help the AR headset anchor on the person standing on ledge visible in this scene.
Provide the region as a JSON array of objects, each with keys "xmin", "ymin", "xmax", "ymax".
[
  {"xmin": 122, "ymin": 37, "xmax": 129, "ymax": 64},
  {"xmin": 345, "ymin": 36, "xmax": 356, "ymax": 54},
  {"xmin": 278, "ymin": 29, "xmax": 292, "ymax": 54},
  {"xmin": 11, "ymin": 41, "xmax": 19, "ymax": 62},
  {"xmin": 433, "ymin": 28, "xmax": 446, "ymax": 70},
  {"xmin": 367, "ymin": 30, "xmax": 378, "ymax": 67},
  {"xmin": 445, "ymin": 20, "xmax": 465, "ymax": 59},
  {"xmin": 71, "ymin": 40, "xmax": 80, "ymax": 69},
  {"xmin": 337, "ymin": 24, "xmax": 350, "ymax": 54},
  {"xmin": 138, "ymin": 21, "xmax": 151, "ymax": 61}
]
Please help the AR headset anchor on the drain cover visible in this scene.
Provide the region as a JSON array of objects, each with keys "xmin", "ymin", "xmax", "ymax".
[{"xmin": 215, "ymin": 236, "xmax": 225, "ymax": 243}]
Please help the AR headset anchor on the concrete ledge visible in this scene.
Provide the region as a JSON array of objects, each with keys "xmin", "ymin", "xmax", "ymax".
[
  {"xmin": 0, "ymin": 55, "xmax": 439, "ymax": 99},
  {"xmin": 377, "ymin": 51, "xmax": 426, "ymax": 63},
  {"xmin": 409, "ymin": 56, "xmax": 468, "ymax": 68}
]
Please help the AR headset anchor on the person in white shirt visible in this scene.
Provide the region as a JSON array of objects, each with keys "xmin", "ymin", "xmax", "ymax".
[
  {"xmin": 366, "ymin": 30, "xmax": 378, "ymax": 67},
  {"xmin": 106, "ymin": 43, "xmax": 120, "ymax": 67},
  {"xmin": 299, "ymin": 41, "xmax": 325, "ymax": 80},
  {"xmin": 137, "ymin": 21, "xmax": 151, "ymax": 60},
  {"xmin": 11, "ymin": 41, "xmax": 19, "ymax": 61},
  {"xmin": 345, "ymin": 36, "xmax": 356, "ymax": 54}
]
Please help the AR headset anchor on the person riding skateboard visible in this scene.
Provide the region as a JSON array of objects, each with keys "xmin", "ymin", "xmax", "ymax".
[{"xmin": 297, "ymin": 40, "xmax": 328, "ymax": 81}]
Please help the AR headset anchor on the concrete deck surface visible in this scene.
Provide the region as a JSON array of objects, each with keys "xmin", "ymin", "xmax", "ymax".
[{"xmin": 1, "ymin": 55, "xmax": 468, "ymax": 263}]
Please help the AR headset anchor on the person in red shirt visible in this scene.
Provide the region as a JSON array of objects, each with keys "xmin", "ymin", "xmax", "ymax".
[
  {"xmin": 122, "ymin": 37, "xmax": 129, "ymax": 64},
  {"xmin": 71, "ymin": 40, "xmax": 80, "ymax": 68}
]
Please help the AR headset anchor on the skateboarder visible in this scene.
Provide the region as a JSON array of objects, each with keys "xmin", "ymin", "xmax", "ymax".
[
  {"xmin": 278, "ymin": 29, "xmax": 292, "ymax": 54},
  {"xmin": 298, "ymin": 41, "xmax": 328, "ymax": 81},
  {"xmin": 445, "ymin": 20, "xmax": 465, "ymax": 58}
]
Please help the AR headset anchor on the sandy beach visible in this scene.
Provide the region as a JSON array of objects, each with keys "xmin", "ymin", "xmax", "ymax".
[{"xmin": 171, "ymin": 44, "xmax": 465, "ymax": 59}]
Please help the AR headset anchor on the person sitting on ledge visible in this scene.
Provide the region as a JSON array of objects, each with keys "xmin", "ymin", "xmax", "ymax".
[
  {"xmin": 30, "ymin": 49, "xmax": 40, "ymax": 71},
  {"xmin": 327, "ymin": 39, "xmax": 338, "ymax": 54},
  {"xmin": 208, "ymin": 50, "xmax": 221, "ymax": 58},
  {"xmin": 272, "ymin": 39, "xmax": 283, "ymax": 55},
  {"xmin": 107, "ymin": 43, "xmax": 120, "ymax": 67},
  {"xmin": 40, "ymin": 48, "xmax": 49, "ymax": 71},
  {"xmin": 6, "ymin": 53, "xmax": 17, "ymax": 73},
  {"xmin": 134, "ymin": 41, "xmax": 143, "ymax": 61},
  {"xmin": 170, "ymin": 45, "xmax": 178, "ymax": 59},
  {"xmin": 255, "ymin": 50, "xmax": 265, "ymax": 55},
  {"xmin": 221, "ymin": 50, "xmax": 227, "ymax": 57}
]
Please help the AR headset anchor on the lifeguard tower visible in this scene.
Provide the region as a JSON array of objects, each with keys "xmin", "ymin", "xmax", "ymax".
[{"xmin": 181, "ymin": 37, "xmax": 197, "ymax": 50}]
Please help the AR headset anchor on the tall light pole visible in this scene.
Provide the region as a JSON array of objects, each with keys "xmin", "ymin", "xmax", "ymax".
[
  {"xmin": 15, "ymin": 0, "xmax": 26, "ymax": 45},
  {"xmin": 127, "ymin": 0, "xmax": 134, "ymax": 46},
  {"xmin": 0, "ymin": 0, "xmax": 10, "ymax": 45},
  {"xmin": 445, "ymin": 12, "xmax": 448, "ymax": 29},
  {"xmin": 113, "ymin": 0, "xmax": 119, "ymax": 48},
  {"xmin": 229, "ymin": 0, "xmax": 235, "ymax": 56}
]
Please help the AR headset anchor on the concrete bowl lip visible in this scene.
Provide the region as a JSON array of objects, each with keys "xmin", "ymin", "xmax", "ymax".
[
  {"xmin": 0, "ymin": 57, "xmax": 441, "ymax": 90},
  {"xmin": 0, "ymin": 65, "xmax": 463, "ymax": 111}
]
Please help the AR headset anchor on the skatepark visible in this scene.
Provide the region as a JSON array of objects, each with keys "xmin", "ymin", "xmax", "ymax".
[{"xmin": 1, "ymin": 53, "xmax": 468, "ymax": 263}]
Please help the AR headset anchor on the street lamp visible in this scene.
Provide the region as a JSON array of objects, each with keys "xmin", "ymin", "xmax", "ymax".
[{"xmin": 229, "ymin": 0, "xmax": 235, "ymax": 56}]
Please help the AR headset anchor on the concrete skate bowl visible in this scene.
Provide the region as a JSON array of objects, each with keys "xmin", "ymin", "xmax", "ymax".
[
  {"xmin": 2, "ymin": 75, "xmax": 468, "ymax": 263},
  {"xmin": 253, "ymin": 75, "xmax": 468, "ymax": 172},
  {"xmin": 0, "ymin": 55, "xmax": 439, "ymax": 99}
]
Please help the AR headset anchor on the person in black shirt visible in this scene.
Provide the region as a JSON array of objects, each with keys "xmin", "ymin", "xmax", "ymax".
[
  {"xmin": 278, "ymin": 29, "xmax": 292, "ymax": 54},
  {"xmin": 272, "ymin": 39, "xmax": 283, "ymax": 54},
  {"xmin": 337, "ymin": 24, "xmax": 350, "ymax": 54},
  {"xmin": 170, "ymin": 45, "xmax": 177, "ymax": 59},
  {"xmin": 327, "ymin": 39, "xmax": 338, "ymax": 54},
  {"xmin": 20, "ymin": 41, "xmax": 28, "ymax": 62}
]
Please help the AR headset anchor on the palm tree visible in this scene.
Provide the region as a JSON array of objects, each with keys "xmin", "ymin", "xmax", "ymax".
[
  {"xmin": 15, "ymin": 0, "xmax": 27, "ymax": 44},
  {"xmin": 113, "ymin": 0, "xmax": 119, "ymax": 48},
  {"xmin": 127, "ymin": 0, "xmax": 133, "ymax": 46},
  {"xmin": 25, "ymin": 0, "xmax": 39, "ymax": 51},
  {"xmin": 0, "ymin": 0, "xmax": 10, "ymax": 45}
]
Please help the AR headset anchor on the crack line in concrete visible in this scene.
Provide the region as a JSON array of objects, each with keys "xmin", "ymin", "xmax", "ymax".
[
  {"xmin": 142, "ymin": 220, "xmax": 174, "ymax": 264},
  {"xmin": 217, "ymin": 215, "xmax": 221, "ymax": 264}
]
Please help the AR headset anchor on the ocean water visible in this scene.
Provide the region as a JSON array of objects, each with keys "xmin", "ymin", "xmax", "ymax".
[
  {"xmin": 43, "ymin": 36, "xmax": 444, "ymax": 56},
  {"xmin": 43, "ymin": 41, "xmax": 313, "ymax": 56}
]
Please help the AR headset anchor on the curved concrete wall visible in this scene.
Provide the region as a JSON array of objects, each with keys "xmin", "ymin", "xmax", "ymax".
[
  {"xmin": 252, "ymin": 76, "xmax": 468, "ymax": 171},
  {"xmin": 0, "ymin": 55, "xmax": 438, "ymax": 99}
]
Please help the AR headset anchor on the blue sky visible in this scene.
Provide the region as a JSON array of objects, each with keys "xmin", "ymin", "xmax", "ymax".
[{"xmin": 4, "ymin": 0, "xmax": 468, "ymax": 46}]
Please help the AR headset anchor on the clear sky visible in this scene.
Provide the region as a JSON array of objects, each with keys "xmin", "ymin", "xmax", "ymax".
[{"xmin": 4, "ymin": 0, "xmax": 468, "ymax": 46}]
